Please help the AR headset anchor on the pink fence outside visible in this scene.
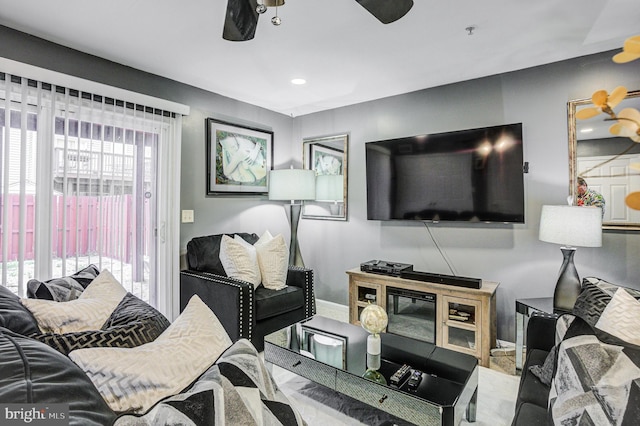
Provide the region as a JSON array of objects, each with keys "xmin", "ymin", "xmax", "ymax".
[{"xmin": 1, "ymin": 194, "xmax": 148, "ymax": 262}]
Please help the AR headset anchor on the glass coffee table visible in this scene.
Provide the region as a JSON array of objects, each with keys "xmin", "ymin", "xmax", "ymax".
[{"xmin": 264, "ymin": 316, "xmax": 478, "ymax": 426}]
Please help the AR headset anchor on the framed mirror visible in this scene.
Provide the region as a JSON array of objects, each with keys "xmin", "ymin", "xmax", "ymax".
[
  {"xmin": 302, "ymin": 133, "xmax": 349, "ymax": 221},
  {"xmin": 568, "ymin": 89, "xmax": 640, "ymax": 230}
]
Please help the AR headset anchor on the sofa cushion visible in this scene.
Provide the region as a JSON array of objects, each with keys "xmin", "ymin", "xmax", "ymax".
[
  {"xmin": 29, "ymin": 293, "xmax": 170, "ymax": 355},
  {"xmin": 186, "ymin": 233, "xmax": 259, "ymax": 275},
  {"xmin": 511, "ymin": 402, "xmax": 548, "ymax": 426},
  {"xmin": 113, "ymin": 339, "xmax": 304, "ymax": 425},
  {"xmin": 21, "ymin": 269, "xmax": 127, "ymax": 334},
  {"xmin": 255, "ymin": 285, "xmax": 304, "ymax": 321},
  {"xmin": 517, "ymin": 348, "xmax": 551, "ymax": 408},
  {"xmin": 0, "ymin": 285, "xmax": 39, "ymax": 335},
  {"xmin": 27, "ymin": 264, "xmax": 100, "ymax": 301},
  {"xmin": 0, "ymin": 326, "xmax": 116, "ymax": 425},
  {"xmin": 69, "ymin": 295, "xmax": 233, "ymax": 414}
]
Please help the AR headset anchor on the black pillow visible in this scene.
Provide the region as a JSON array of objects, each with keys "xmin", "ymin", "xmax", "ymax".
[
  {"xmin": 27, "ymin": 264, "xmax": 100, "ymax": 301},
  {"xmin": 30, "ymin": 293, "xmax": 171, "ymax": 355},
  {"xmin": 0, "ymin": 326, "xmax": 116, "ymax": 425},
  {"xmin": 186, "ymin": 233, "xmax": 259, "ymax": 274},
  {"xmin": 0, "ymin": 285, "xmax": 39, "ymax": 335}
]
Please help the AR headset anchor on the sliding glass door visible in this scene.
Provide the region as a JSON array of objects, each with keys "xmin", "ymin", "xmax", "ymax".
[{"xmin": 0, "ymin": 73, "xmax": 180, "ymax": 312}]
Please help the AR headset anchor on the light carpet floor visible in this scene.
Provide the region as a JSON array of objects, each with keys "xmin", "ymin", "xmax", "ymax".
[{"xmin": 271, "ymin": 364, "xmax": 519, "ymax": 426}]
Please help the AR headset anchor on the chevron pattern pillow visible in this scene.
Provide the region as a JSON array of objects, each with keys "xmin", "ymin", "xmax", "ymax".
[
  {"xmin": 30, "ymin": 293, "xmax": 170, "ymax": 355},
  {"xmin": 69, "ymin": 295, "xmax": 233, "ymax": 414},
  {"xmin": 113, "ymin": 339, "xmax": 304, "ymax": 425},
  {"xmin": 574, "ymin": 277, "xmax": 640, "ymax": 328},
  {"xmin": 594, "ymin": 287, "xmax": 640, "ymax": 346},
  {"xmin": 21, "ymin": 270, "xmax": 127, "ymax": 334}
]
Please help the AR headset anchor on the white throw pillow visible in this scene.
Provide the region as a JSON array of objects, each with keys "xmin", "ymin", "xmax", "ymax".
[
  {"xmin": 595, "ymin": 288, "xmax": 640, "ymax": 346},
  {"xmin": 255, "ymin": 230, "xmax": 288, "ymax": 290},
  {"xmin": 219, "ymin": 234, "xmax": 262, "ymax": 286},
  {"xmin": 21, "ymin": 269, "xmax": 127, "ymax": 334},
  {"xmin": 69, "ymin": 295, "xmax": 233, "ymax": 414}
]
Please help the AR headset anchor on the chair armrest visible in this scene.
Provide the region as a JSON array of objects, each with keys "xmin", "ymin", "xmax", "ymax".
[
  {"xmin": 526, "ymin": 312, "xmax": 558, "ymax": 352},
  {"xmin": 180, "ymin": 270, "xmax": 254, "ymax": 342},
  {"xmin": 285, "ymin": 266, "xmax": 316, "ymax": 318}
]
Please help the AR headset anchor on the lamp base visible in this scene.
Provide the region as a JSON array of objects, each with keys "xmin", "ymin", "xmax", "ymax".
[
  {"xmin": 287, "ymin": 203, "xmax": 304, "ymax": 267},
  {"xmin": 553, "ymin": 247, "xmax": 581, "ymax": 312},
  {"xmin": 363, "ymin": 368, "xmax": 387, "ymax": 385}
]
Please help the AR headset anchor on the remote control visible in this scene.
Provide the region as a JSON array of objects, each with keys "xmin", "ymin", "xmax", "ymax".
[
  {"xmin": 390, "ymin": 364, "xmax": 411, "ymax": 386},
  {"xmin": 407, "ymin": 370, "xmax": 422, "ymax": 390}
]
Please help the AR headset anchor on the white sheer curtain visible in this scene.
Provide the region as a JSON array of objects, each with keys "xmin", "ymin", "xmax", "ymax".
[{"xmin": 0, "ymin": 67, "xmax": 185, "ymax": 318}]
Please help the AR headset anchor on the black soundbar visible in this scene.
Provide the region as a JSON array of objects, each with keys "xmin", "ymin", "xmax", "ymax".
[{"xmin": 399, "ymin": 270, "xmax": 482, "ymax": 289}]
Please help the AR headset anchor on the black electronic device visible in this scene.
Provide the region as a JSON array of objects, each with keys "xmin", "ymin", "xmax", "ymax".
[
  {"xmin": 365, "ymin": 123, "xmax": 525, "ymax": 223},
  {"xmin": 400, "ymin": 270, "xmax": 482, "ymax": 289},
  {"xmin": 407, "ymin": 370, "xmax": 423, "ymax": 390},
  {"xmin": 360, "ymin": 260, "xmax": 413, "ymax": 276},
  {"xmin": 390, "ymin": 364, "xmax": 412, "ymax": 387}
]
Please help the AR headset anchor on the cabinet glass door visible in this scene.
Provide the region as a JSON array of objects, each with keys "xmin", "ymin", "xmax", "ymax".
[{"xmin": 442, "ymin": 297, "xmax": 480, "ymax": 355}]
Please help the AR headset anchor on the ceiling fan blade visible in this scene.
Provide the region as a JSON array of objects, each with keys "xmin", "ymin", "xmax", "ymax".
[
  {"xmin": 223, "ymin": 0, "xmax": 259, "ymax": 42},
  {"xmin": 355, "ymin": 0, "xmax": 414, "ymax": 24}
]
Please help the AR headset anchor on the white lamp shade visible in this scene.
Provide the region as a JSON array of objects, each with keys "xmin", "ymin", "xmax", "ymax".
[
  {"xmin": 268, "ymin": 169, "xmax": 316, "ymax": 201},
  {"xmin": 315, "ymin": 175, "xmax": 344, "ymax": 202},
  {"xmin": 539, "ymin": 205, "xmax": 602, "ymax": 247}
]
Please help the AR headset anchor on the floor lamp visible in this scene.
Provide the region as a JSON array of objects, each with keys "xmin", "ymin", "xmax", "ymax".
[
  {"xmin": 539, "ymin": 205, "xmax": 602, "ymax": 312},
  {"xmin": 268, "ymin": 169, "xmax": 316, "ymax": 267}
]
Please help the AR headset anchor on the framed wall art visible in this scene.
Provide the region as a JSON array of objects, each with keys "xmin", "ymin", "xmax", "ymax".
[{"xmin": 206, "ymin": 117, "xmax": 273, "ymax": 195}]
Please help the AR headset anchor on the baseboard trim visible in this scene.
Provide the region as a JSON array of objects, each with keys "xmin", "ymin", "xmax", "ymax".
[{"xmin": 316, "ymin": 299, "xmax": 349, "ymax": 322}]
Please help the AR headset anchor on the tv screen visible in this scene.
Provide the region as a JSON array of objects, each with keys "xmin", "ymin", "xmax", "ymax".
[{"xmin": 366, "ymin": 123, "xmax": 525, "ymax": 223}]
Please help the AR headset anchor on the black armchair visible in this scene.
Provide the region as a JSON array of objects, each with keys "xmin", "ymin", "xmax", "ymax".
[{"xmin": 180, "ymin": 233, "xmax": 315, "ymax": 351}]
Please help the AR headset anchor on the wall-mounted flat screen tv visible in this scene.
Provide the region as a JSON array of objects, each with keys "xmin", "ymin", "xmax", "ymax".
[{"xmin": 366, "ymin": 123, "xmax": 525, "ymax": 223}]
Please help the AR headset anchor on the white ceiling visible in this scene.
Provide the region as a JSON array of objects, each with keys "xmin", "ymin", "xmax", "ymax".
[{"xmin": 0, "ymin": 0, "xmax": 637, "ymax": 117}]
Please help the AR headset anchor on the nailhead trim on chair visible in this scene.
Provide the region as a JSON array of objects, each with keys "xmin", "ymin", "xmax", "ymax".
[
  {"xmin": 181, "ymin": 271, "xmax": 254, "ymax": 339},
  {"xmin": 287, "ymin": 266, "xmax": 315, "ymax": 318}
]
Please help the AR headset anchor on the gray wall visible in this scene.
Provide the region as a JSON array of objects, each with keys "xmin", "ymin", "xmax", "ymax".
[{"xmin": 2, "ymin": 25, "xmax": 639, "ymax": 342}]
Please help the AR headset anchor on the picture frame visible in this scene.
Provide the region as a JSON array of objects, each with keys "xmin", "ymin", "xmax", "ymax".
[
  {"xmin": 205, "ymin": 117, "xmax": 273, "ymax": 195},
  {"xmin": 310, "ymin": 143, "xmax": 344, "ymax": 176},
  {"xmin": 302, "ymin": 133, "xmax": 349, "ymax": 221}
]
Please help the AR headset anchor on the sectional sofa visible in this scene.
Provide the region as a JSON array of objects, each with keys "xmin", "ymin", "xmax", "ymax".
[
  {"xmin": 512, "ymin": 277, "xmax": 640, "ymax": 425},
  {"xmin": 0, "ymin": 268, "xmax": 303, "ymax": 425}
]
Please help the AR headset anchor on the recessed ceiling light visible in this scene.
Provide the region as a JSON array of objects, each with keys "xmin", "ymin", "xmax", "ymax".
[
  {"xmin": 291, "ymin": 78, "xmax": 306, "ymax": 85},
  {"xmin": 581, "ymin": 128, "xmax": 594, "ymax": 133}
]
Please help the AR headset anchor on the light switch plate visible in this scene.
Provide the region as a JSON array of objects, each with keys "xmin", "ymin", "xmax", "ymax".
[{"xmin": 181, "ymin": 209, "xmax": 194, "ymax": 223}]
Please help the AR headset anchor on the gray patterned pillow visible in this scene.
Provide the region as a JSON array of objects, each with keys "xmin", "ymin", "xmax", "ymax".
[
  {"xmin": 68, "ymin": 295, "xmax": 232, "ymax": 413},
  {"xmin": 113, "ymin": 339, "xmax": 304, "ymax": 425},
  {"xmin": 573, "ymin": 277, "xmax": 640, "ymax": 329},
  {"xmin": 27, "ymin": 265, "xmax": 100, "ymax": 301},
  {"xmin": 30, "ymin": 293, "xmax": 170, "ymax": 355},
  {"xmin": 529, "ymin": 345, "xmax": 557, "ymax": 386}
]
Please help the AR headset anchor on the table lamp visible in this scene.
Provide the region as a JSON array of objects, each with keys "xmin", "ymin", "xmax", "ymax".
[
  {"xmin": 539, "ymin": 205, "xmax": 602, "ymax": 312},
  {"xmin": 315, "ymin": 174, "xmax": 344, "ymax": 215},
  {"xmin": 268, "ymin": 168, "xmax": 316, "ymax": 267},
  {"xmin": 360, "ymin": 303, "xmax": 388, "ymax": 384}
]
